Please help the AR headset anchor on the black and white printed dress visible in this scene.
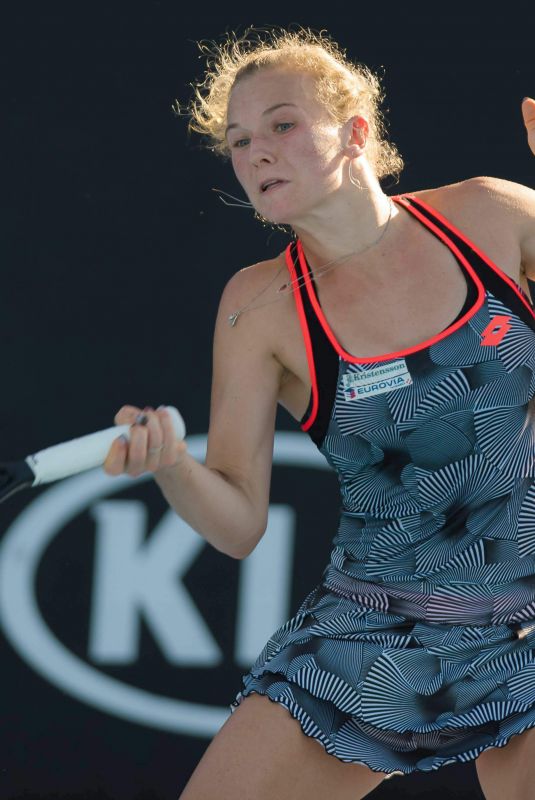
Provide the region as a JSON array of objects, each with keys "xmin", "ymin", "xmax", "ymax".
[{"xmin": 230, "ymin": 194, "xmax": 535, "ymax": 776}]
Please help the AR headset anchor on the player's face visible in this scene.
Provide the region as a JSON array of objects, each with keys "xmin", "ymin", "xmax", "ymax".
[{"xmin": 226, "ymin": 68, "xmax": 345, "ymax": 225}]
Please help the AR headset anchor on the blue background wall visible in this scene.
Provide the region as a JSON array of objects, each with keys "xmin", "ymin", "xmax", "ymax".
[{"xmin": 1, "ymin": 2, "xmax": 534, "ymax": 798}]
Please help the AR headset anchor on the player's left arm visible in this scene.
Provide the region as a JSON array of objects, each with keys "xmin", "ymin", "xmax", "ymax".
[
  {"xmin": 463, "ymin": 100, "xmax": 535, "ymax": 299},
  {"xmin": 520, "ymin": 97, "xmax": 535, "ymax": 284}
]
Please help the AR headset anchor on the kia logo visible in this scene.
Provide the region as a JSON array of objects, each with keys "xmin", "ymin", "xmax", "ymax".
[{"xmin": 0, "ymin": 432, "xmax": 329, "ymax": 736}]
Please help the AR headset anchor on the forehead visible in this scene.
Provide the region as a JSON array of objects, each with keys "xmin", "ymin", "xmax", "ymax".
[{"xmin": 227, "ymin": 68, "xmax": 326, "ymax": 124}]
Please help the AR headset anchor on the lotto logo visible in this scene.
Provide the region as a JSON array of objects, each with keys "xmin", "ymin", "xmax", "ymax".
[{"xmin": 480, "ymin": 315, "xmax": 512, "ymax": 346}]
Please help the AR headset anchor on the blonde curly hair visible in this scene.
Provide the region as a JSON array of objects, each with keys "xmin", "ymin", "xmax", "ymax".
[{"xmin": 180, "ymin": 26, "xmax": 403, "ymax": 182}]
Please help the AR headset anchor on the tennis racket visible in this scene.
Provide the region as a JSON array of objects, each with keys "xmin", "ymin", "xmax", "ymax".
[{"xmin": 0, "ymin": 406, "xmax": 186, "ymax": 504}]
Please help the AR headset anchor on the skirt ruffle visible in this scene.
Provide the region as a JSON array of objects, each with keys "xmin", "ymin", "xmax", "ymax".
[{"xmin": 229, "ymin": 584, "xmax": 535, "ymax": 775}]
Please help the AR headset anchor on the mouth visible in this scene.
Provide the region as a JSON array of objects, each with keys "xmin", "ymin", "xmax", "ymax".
[{"xmin": 260, "ymin": 179, "xmax": 288, "ymax": 193}]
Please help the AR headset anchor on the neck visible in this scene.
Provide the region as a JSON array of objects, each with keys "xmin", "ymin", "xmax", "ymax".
[{"xmin": 290, "ymin": 162, "xmax": 397, "ymax": 268}]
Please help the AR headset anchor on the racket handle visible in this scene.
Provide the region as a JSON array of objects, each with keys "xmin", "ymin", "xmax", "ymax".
[{"xmin": 26, "ymin": 406, "xmax": 186, "ymax": 486}]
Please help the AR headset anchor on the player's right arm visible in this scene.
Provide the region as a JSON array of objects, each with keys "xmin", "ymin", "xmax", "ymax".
[{"xmin": 104, "ymin": 262, "xmax": 285, "ymax": 560}]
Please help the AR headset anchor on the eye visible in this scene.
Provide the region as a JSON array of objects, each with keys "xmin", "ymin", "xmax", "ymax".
[
  {"xmin": 232, "ymin": 137, "xmax": 250, "ymax": 149},
  {"xmin": 275, "ymin": 122, "xmax": 294, "ymax": 132}
]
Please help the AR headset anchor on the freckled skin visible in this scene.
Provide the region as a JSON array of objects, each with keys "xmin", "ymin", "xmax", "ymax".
[
  {"xmin": 106, "ymin": 84, "xmax": 535, "ymax": 800},
  {"xmin": 225, "ymin": 67, "xmax": 388, "ymax": 269},
  {"xmin": 227, "ymin": 70, "xmax": 347, "ymax": 226}
]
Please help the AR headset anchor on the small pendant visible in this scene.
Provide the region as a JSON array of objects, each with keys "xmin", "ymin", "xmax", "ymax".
[{"xmin": 228, "ymin": 312, "xmax": 239, "ymax": 327}]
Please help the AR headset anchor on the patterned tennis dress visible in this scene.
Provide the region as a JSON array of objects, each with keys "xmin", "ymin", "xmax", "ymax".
[{"xmin": 230, "ymin": 194, "xmax": 535, "ymax": 776}]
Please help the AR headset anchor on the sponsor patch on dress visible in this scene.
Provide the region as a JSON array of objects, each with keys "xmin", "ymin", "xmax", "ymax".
[{"xmin": 342, "ymin": 358, "xmax": 412, "ymax": 401}]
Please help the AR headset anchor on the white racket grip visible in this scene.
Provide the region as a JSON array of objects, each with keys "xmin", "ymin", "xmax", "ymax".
[{"xmin": 26, "ymin": 406, "xmax": 186, "ymax": 486}]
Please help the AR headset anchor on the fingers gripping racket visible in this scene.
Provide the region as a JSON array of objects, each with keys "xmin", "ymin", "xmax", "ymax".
[{"xmin": 0, "ymin": 406, "xmax": 186, "ymax": 504}]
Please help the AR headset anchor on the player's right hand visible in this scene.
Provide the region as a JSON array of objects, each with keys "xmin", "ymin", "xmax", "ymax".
[{"xmin": 103, "ymin": 405, "xmax": 187, "ymax": 478}]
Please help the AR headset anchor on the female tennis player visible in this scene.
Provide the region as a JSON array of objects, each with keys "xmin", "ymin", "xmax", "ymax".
[{"xmin": 104, "ymin": 28, "xmax": 535, "ymax": 800}]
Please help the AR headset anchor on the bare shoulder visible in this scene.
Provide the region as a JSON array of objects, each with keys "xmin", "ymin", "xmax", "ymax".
[
  {"xmin": 215, "ymin": 251, "xmax": 309, "ymax": 419},
  {"xmin": 408, "ymin": 176, "xmax": 535, "ymax": 279},
  {"xmin": 413, "ymin": 176, "xmax": 535, "ymax": 225},
  {"xmin": 218, "ymin": 253, "xmax": 288, "ymax": 331},
  {"xmin": 214, "ymin": 250, "xmax": 299, "ymax": 386}
]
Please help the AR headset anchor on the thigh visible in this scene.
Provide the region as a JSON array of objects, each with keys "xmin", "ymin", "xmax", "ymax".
[
  {"xmin": 475, "ymin": 726, "xmax": 535, "ymax": 800},
  {"xmin": 178, "ymin": 692, "xmax": 387, "ymax": 800}
]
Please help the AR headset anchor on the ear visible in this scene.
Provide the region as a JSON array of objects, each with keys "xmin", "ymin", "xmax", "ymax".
[{"xmin": 343, "ymin": 115, "xmax": 369, "ymax": 156}]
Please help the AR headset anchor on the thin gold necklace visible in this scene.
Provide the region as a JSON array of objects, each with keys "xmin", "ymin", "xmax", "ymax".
[{"xmin": 228, "ymin": 197, "xmax": 394, "ymax": 327}]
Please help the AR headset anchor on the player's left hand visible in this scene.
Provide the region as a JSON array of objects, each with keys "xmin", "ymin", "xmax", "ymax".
[{"xmin": 522, "ymin": 97, "xmax": 535, "ymax": 155}]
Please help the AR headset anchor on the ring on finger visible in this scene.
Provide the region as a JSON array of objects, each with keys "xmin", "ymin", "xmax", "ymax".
[{"xmin": 148, "ymin": 445, "xmax": 165, "ymax": 454}]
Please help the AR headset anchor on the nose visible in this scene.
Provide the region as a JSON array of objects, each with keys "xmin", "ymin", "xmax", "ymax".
[{"xmin": 248, "ymin": 135, "xmax": 276, "ymax": 168}]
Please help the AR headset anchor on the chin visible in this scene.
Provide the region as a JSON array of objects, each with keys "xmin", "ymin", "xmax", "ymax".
[
  {"xmin": 257, "ymin": 199, "xmax": 303, "ymax": 226},
  {"xmin": 266, "ymin": 215, "xmax": 293, "ymax": 227},
  {"xmin": 254, "ymin": 207, "xmax": 292, "ymax": 226},
  {"xmin": 261, "ymin": 195, "xmax": 317, "ymax": 229}
]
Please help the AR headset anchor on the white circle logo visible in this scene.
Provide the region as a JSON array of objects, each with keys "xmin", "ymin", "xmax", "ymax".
[{"xmin": 0, "ymin": 432, "xmax": 329, "ymax": 736}]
